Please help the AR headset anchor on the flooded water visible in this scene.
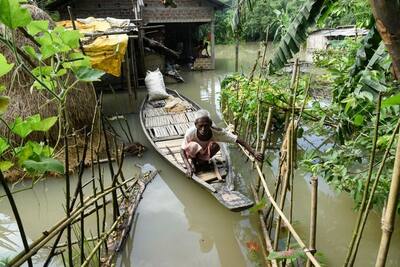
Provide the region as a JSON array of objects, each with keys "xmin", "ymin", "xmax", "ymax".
[{"xmin": 1, "ymin": 42, "xmax": 400, "ymax": 267}]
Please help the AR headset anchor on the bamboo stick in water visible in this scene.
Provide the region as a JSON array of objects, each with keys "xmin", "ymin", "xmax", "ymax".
[
  {"xmin": 306, "ymin": 176, "xmax": 318, "ymax": 267},
  {"xmin": 375, "ymin": 132, "xmax": 400, "ymax": 267}
]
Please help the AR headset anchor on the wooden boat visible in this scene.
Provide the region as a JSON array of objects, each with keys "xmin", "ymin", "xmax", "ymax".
[{"xmin": 139, "ymin": 89, "xmax": 254, "ymax": 211}]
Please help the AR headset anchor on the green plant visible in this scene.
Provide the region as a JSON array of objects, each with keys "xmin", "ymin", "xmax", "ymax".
[{"xmin": 0, "ymin": 0, "xmax": 104, "ymax": 177}]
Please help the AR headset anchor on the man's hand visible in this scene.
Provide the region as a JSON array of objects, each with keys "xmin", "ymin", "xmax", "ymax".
[{"xmin": 253, "ymin": 152, "xmax": 264, "ymax": 162}]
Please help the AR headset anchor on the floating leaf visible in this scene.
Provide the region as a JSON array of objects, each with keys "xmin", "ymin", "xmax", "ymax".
[
  {"xmin": 26, "ymin": 20, "xmax": 48, "ymax": 36},
  {"xmin": 0, "ymin": 161, "xmax": 13, "ymax": 171},
  {"xmin": 0, "ymin": 0, "xmax": 32, "ymax": 29},
  {"xmin": 74, "ymin": 67, "xmax": 104, "ymax": 82},
  {"xmin": 23, "ymin": 157, "xmax": 64, "ymax": 174},
  {"xmin": 0, "ymin": 96, "xmax": 10, "ymax": 115},
  {"xmin": 0, "ymin": 54, "xmax": 14, "ymax": 77}
]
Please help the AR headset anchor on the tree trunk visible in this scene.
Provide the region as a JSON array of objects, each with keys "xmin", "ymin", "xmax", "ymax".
[{"xmin": 369, "ymin": 1, "xmax": 400, "ymax": 80}]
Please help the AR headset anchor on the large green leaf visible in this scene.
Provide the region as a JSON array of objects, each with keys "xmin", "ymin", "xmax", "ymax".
[
  {"xmin": 0, "ymin": 161, "xmax": 13, "ymax": 171},
  {"xmin": 26, "ymin": 20, "xmax": 49, "ymax": 36},
  {"xmin": 23, "ymin": 157, "xmax": 64, "ymax": 174},
  {"xmin": 0, "ymin": 0, "xmax": 32, "ymax": 29},
  {"xmin": 60, "ymin": 30, "xmax": 81, "ymax": 49},
  {"xmin": 0, "ymin": 96, "xmax": 10, "ymax": 115},
  {"xmin": 0, "ymin": 137, "xmax": 9, "ymax": 155},
  {"xmin": 31, "ymin": 116, "xmax": 58, "ymax": 132},
  {"xmin": 62, "ymin": 52, "xmax": 91, "ymax": 69},
  {"xmin": 73, "ymin": 67, "xmax": 104, "ymax": 82},
  {"xmin": 382, "ymin": 92, "xmax": 400, "ymax": 108},
  {"xmin": 0, "ymin": 54, "xmax": 14, "ymax": 77},
  {"xmin": 11, "ymin": 117, "xmax": 32, "ymax": 138},
  {"xmin": 269, "ymin": 0, "xmax": 328, "ymax": 71}
]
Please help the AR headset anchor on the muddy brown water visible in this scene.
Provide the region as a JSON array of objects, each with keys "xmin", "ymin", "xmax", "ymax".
[{"xmin": 1, "ymin": 43, "xmax": 400, "ymax": 266}]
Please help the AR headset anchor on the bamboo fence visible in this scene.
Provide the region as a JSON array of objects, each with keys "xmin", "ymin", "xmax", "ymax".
[{"xmin": 2, "ymin": 95, "xmax": 155, "ymax": 266}]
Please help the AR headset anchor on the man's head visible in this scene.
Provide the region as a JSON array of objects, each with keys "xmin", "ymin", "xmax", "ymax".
[{"xmin": 194, "ymin": 110, "xmax": 212, "ymax": 136}]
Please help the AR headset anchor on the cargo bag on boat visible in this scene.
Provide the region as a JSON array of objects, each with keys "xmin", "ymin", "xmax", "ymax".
[{"xmin": 145, "ymin": 69, "xmax": 169, "ymax": 101}]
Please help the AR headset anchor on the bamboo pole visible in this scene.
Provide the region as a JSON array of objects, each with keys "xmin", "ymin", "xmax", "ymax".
[
  {"xmin": 284, "ymin": 60, "xmax": 299, "ymax": 131},
  {"xmin": 62, "ymin": 109, "xmax": 73, "ymax": 267},
  {"xmin": 124, "ymin": 116, "xmax": 135, "ymax": 143},
  {"xmin": 238, "ymin": 143, "xmax": 321, "ymax": 266},
  {"xmin": 256, "ymin": 107, "xmax": 273, "ymax": 190},
  {"xmin": 249, "ymin": 50, "xmax": 261, "ymax": 81},
  {"xmin": 251, "ymin": 184, "xmax": 278, "ymax": 267},
  {"xmin": 375, "ymin": 132, "xmax": 400, "ymax": 267},
  {"xmin": 89, "ymin": 101, "xmax": 101, "ymax": 262},
  {"xmin": 284, "ymin": 125, "xmax": 295, "ymax": 261},
  {"xmin": 102, "ymin": 116, "xmax": 120, "ymax": 221},
  {"xmin": 350, "ymin": 118, "xmax": 400, "ymax": 266},
  {"xmin": 273, "ymin": 122, "xmax": 293, "ymax": 251},
  {"xmin": 78, "ymin": 131, "xmax": 89, "ymax": 265},
  {"xmin": 0, "ymin": 172, "xmax": 33, "ymax": 267},
  {"xmin": 81, "ymin": 216, "xmax": 122, "ymax": 267},
  {"xmin": 306, "ymin": 176, "xmax": 318, "ymax": 267},
  {"xmin": 344, "ymin": 94, "xmax": 382, "ymax": 266},
  {"xmin": 8, "ymin": 177, "xmax": 137, "ymax": 266},
  {"xmin": 235, "ymin": 38, "xmax": 239, "ymax": 72}
]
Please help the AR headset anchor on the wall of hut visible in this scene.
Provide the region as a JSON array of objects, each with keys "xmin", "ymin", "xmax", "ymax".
[
  {"xmin": 142, "ymin": 0, "xmax": 215, "ymax": 23},
  {"xmin": 57, "ymin": 0, "xmax": 135, "ymax": 20}
]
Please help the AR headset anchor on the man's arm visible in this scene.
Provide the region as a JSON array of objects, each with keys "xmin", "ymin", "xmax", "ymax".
[
  {"xmin": 236, "ymin": 138, "xmax": 264, "ymax": 162},
  {"xmin": 180, "ymin": 148, "xmax": 193, "ymax": 178}
]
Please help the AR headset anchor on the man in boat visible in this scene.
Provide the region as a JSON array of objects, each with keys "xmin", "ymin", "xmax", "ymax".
[{"xmin": 180, "ymin": 109, "xmax": 264, "ymax": 178}]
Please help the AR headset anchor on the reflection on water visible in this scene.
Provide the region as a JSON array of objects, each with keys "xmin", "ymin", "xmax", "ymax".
[{"xmin": 1, "ymin": 43, "xmax": 400, "ymax": 267}]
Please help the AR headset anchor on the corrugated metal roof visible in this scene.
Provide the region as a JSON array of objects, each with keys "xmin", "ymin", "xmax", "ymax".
[{"xmin": 310, "ymin": 26, "xmax": 368, "ymax": 37}]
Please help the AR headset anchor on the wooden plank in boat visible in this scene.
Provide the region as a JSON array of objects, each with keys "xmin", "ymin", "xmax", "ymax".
[
  {"xmin": 175, "ymin": 123, "xmax": 192, "ymax": 135},
  {"xmin": 186, "ymin": 112, "xmax": 196, "ymax": 122},
  {"xmin": 144, "ymin": 108, "xmax": 167, "ymax": 117},
  {"xmin": 160, "ymin": 146, "xmax": 181, "ymax": 155},
  {"xmin": 171, "ymin": 114, "xmax": 188, "ymax": 124},
  {"xmin": 155, "ymin": 138, "xmax": 183, "ymax": 148},
  {"xmin": 165, "ymin": 125, "xmax": 178, "ymax": 136},
  {"xmin": 152, "ymin": 127, "xmax": 169, "ymax": 138},
  {"xmin": 197, "ymin": 171, "xmax": 218, "ymax": 182},
  {"xmin": 165, "ymin": 154, "xmax": 184, "ymax": 166},
  {"xmin": 145, "ymin": 115, "xmax": 171, "ymax": 128}
]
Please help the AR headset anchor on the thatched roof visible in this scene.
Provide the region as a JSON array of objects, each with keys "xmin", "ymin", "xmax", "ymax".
[{"xmin": 0, "ymin": 4, "xmax": 96, "ymax": 143}]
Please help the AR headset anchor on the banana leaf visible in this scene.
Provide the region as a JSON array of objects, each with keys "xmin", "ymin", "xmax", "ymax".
[{"xmin": 269, "ymin": 0, "xmax": 330, "ymax": 72}]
